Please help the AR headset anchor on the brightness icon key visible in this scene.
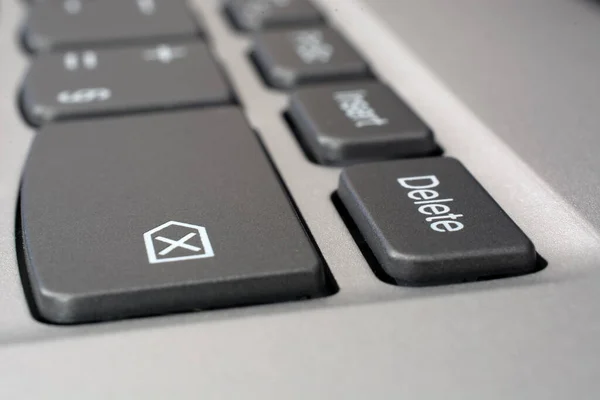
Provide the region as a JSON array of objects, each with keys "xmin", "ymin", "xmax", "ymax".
[{"xmin": 21, "ymin": 42, "xmax": 235, "ymax": 125}]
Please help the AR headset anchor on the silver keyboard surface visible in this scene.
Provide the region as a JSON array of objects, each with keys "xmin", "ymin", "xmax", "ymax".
[{"xmin": 2, "ymin": 0, "xmax": 600, "ymax": 398}]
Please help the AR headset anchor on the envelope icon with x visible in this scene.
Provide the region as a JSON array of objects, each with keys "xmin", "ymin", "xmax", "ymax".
[{"xmin": 143, "ymin": 221, "xmax": 215, "ymax": 264}]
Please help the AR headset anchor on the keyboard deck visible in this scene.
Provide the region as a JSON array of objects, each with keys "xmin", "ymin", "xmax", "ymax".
[{"xmin": 3, "ymin": 0, "xmax": 600, "ymax": 398}]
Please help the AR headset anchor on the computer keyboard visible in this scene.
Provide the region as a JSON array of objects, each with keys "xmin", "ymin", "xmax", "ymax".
[
  {"xmin": 7, "ymin": 0, "xmax": 600, "ymax": 398},
  {"xmin": 10, "ymin": 0, "xmax": 540, "ymax": 325}
]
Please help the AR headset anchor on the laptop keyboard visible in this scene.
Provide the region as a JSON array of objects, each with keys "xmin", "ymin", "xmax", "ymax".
[{"xmin": 15, "ymin": 0, "xmax": 540, "ymax": 324}]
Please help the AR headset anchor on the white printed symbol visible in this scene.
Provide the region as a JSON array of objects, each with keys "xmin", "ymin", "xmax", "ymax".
[
  {"xmin": 64, "ymin": 0, "xmax": 82, "ymax": 15},
  {"xmin": 137, "ymin": 0, "xmax": 156, "ymax": 15},
  {"xmin": 333, "ymin": 90, "xmax": 389, "ymax": 128},
  {"xmin": 292, "ymin": 30, "xmax": 334, "ymax": 64},
  {"xmin": 56, "ymin": 88, "xmax": 112, "ymax": 104},
  {"xmin": 143, "ymin": 221, "xmax": 215, "ymax": 264},
  {"xmin": 143, "ymin": 45, "xmax": 187, "ymax": 64},
  {"xmin": 63, "ymin": 51, "xmax": 98, "ymax": 71}
]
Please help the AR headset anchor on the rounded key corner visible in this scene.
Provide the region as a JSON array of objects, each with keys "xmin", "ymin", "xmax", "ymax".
[
  {"xmin": 377, "ymin": 264, "xmax": 435, "ymax": 287},
  {"xmin": 257, "ymin": 60, "xmax": 298, "ymax": 90},
  {"xmin": 248, "ymin": 49, "xmax": 287, "ymax": 90},
  {"xmin": 223, "ymin": 3, "xmax": 256, "ymax": 33},
  {"xmin": 18, "ymin": 89, "xmax": 46, "ymax": 128},
  {"xmin": 17, "ymin": 20, "xmax": 37, "ymax": 55},
  {"xmin": 282, "ymin": 110, "xmax": 336, "ymax": 167},
  {"xmin": 32, "ymin": 287, "xmax": 84, "ymax": 325},
  {"xmin": 21, "ymin": 31, "xmax": 46, "ymax": 55},
  {"xmin": 305, "ymin": 257, "xmax": 338, "ymax": 298},
  {"xmin": 17, "ymin": 244, "xmax": 89, "ymax": 326}
]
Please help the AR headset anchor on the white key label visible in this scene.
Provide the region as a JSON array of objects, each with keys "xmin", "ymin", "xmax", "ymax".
[
  {"xmin": 333, "ymin": 89, "xmax": 389, "ymax": 128},
  {"xmin": 144, "ymin": 221, "xmax": 215, "ymax": 264},
  {"xmin": 293, "ymin": 30, "xmax": 334, "ymax": 64},
  {"xmin": 397, "ymin": 175, "xmax": 465, "ymax": 233},
  {"xmin": 63, "ymin": 51, "xmax": 98, "ymax": 71},
  {"xmin": 143, "ymin": 45, "xmax": 187, "ymax": 63},
  {"xmin": 56, "ymin": 88, "xmax": 112, "ymax": 104},
  {"xmin": 63, "ymin": 0, "xmax": 82, "ymax": 15},
  {"xmin": 137, "ymin": 0, "xmax": 156, "ymax": 15}
]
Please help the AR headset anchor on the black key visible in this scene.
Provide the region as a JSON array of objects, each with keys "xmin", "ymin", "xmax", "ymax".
[
  {"xmin": 24, "ymin": 0, "xmax": 202, "ymax": 53},
  {"xmin": 252, "ymin": 27, "xmax": 370, "ymax": 89},
  {"xmin": 21, "ymin": 42, "xmax": 234, "ymax": 125},
  {"xmin": 226, "ymin": 0, "xmax": 323, "ymax": 32},
  {"xmin": 338, "ymin": 158, "xmax": 537, "ymax": 285},
  {"xmin": 20, "ymin": 108, "xmax": 327, "ymax": 324},
  {"xmin": 288, "ymin": 81, "xmax": 437, "ymax": 164}
]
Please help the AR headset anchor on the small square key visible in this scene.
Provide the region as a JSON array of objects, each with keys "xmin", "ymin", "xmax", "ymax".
[
  {"xmin": 24, "ymin": 0, "xmax": 202, "ymax": 53},
  {"xmin": 252, "ymin": 27, "xmax": 370, "ymax": 89},
  {"xmin": 226, "ymin": 0, "xmax": 323, "ymax": 31},
  {"xmin": 338, "ymin": 157, "xmax": 538, "ymax": 285},
  {"xmin": 288, "ymin": 81, "xmax": 437, "ymax": 164},
  {"xmin": 21, "ymin": 42, "xmax": 234, "ymax": 125}
]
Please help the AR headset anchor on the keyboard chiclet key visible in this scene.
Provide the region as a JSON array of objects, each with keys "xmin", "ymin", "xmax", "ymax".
[
  {"xmin": 288, "ymin": 81, "xmax": 437, "ymax": 164},
  {"xmin": 24, "ymin": 0, "xmax": 202, "ymax": 53},
  {"xmin": 252, "ymin": 27, "xmax": 370, "ymax": 89},
  {"xmin": 20, "ymin": 108, "xmax": 326, "ymax": 324},
  {"xmin": 226, "ymin": 0, "xmax": 323, "ymax": 31},
  {"xmin": 21, "ymin": 42, "xmax": 234, "ymax": 125},
  {"xmin": 338, "ymin": 158, "xmax": 538, "ymax": 285}
]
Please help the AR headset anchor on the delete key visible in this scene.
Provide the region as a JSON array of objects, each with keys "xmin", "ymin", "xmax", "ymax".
[{"xmin": 338, "ymin": 157, "xmax": 538, "ymax": 285}]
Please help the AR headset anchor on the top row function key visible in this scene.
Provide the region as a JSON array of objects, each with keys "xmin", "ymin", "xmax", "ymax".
[
  {"xmin": 225, "ymin": 0, "xmax": 324, "ymax": 32},
  {"xmin": 24, "ymin": 0, "xmax": 203, "ymax": 53},
  {"xmin": 21, "ymin": 41, "xmax": 234, "ymax": 125}
]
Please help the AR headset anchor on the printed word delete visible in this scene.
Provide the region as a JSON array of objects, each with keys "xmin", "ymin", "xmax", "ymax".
[{"xmin": 397, "ymin": 175, "xmax": 464, "ymax": 233}]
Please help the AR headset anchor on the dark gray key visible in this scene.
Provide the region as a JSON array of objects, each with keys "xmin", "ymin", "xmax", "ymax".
[
  {"xmin": 338, "ymin": 158, "xmax": 538, "ymax": 285},
  {"xmin": 24, "ymin": 0, "xmax": 202, "ymax": 53},
  {"xmin": 20, "ymin": 108, "xmax": 326, "ymax": 324},
  {"xmin": 288, "ymin": 81, "xmax": 436, "ymax": 164},
  {"xmin": 252, "ymin": 27, "xmax": 370, "ymax": 89},
  {"xmin": 21, "ymin": 42, "xmax": 234, "ymax": 125},
  {"xmin": 226, "ymin": 0, "xmax": 323, "ymax": 31}
]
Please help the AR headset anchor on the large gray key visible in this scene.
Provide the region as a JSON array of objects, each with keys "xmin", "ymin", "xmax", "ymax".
[
  {"xmin": 24, "ymin": 0, "xmax": 202, "ymax": 53},
  {"xmin": 19, "ymin": 108, "xmax": 327, "ymax": 324},
  {"xmin": 21, "ymin": 42, "xmax": 234, "ymax": 125}
]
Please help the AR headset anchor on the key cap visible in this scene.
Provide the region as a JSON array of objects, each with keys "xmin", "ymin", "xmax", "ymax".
[
  {"xmin": 21, "ymin": 42, "xmax": 234, "ymax": 125},
  {"xmin": 24, "ymin": 0, "xmax": 202, "ymax": 53},
  {"xmin": 288, "ymin": 81, "xmax": 437, "ymax": 164},
  {"xmin": 338, "ymin": 157, "xmax": 537, "ymax": 285},
  {"xmin": 252, "ymin": 27, "xmax": 370, "ymax": 89},
  {"xmin": 19, "ymin": 108, "xmax": 327, "ymax": 324},
  {"xmin": 225, "ymin": 0, "xmax": 323, "ymax": 32}
]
